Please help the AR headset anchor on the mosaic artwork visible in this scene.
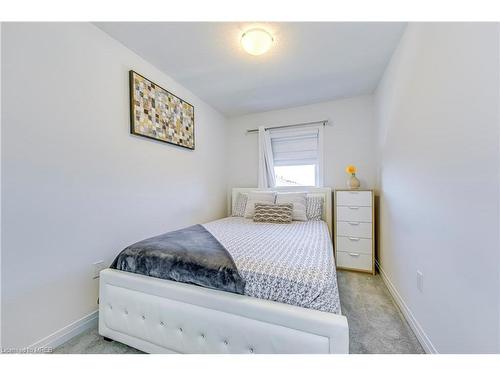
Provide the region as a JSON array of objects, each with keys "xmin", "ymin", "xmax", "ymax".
[{"xmin": 129, "ymin": 71, "xmax": 195, "ymax": 149}]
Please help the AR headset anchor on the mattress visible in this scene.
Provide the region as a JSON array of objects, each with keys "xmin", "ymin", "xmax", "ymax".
[{"xmin": 203, "ymin": 217, "xmax": 341, "ymax": 314}]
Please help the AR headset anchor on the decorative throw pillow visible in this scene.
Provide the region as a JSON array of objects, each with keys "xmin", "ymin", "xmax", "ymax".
[
  {"xmin": 306, "ymin": 195, "xmax": 324, "ymax": 220},
  {"xmin": 232, "ymin": 193, "xmax": 248, "ymax": 217},
  {"xmin": 244, "ymin": 191, "xmax": 277, "ymax": 218},
  {"xmin": 275, "ymin": 192, "xmax": 307, "ymax": 221},
  {"xmin": 253, "ymin": 203, "xmax": 293, "ymax": 223}
]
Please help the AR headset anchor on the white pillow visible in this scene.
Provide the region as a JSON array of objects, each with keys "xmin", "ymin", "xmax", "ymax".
[
  {"xmin": 276, "ymin": 192, "xmax": 307, "ymax": 221},
  {"xmin": 244, "ymin": 191, "xmax": 277, "ymax": 218},
  {"xmin": 232, "ymin": 193, "xmax": 248, "ymax": 217}
]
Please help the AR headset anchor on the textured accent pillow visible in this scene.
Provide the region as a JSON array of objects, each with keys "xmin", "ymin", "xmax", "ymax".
[
  {"xmin": 275, "ymin": 192, "xmax": 307, "ymax": 221},
  {"xmin": 253, "ymin": 203, "xmax": 293, "ymax": 223},
  {"xmin": 244, "ymin": 191, "xmax": 277, "ymax": 218},
  {"xmin": 232, "ymin": 193, "xmax": 248, "ymax": 217},
  {"xmin": 306, "ymin": 195, "xmax": 324, "ymax": 220}
]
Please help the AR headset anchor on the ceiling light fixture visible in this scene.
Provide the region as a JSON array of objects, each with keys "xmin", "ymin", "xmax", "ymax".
[{"xmin": 241, "ymin": 28, "xmax": 274, "ymax": 56}]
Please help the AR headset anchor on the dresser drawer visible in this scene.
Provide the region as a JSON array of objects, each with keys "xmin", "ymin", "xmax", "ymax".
[
  {"xmin": 336, "ymin": 236, "xmax": 372, "ymax": 254},
  {"xmin": 336, "ymin": 191, "xmax": 372, "ymax": 207},
  {"xmin": 336, "ymin": 221, "xmax": 372, "ymax": 238},
  {"xmin": 336, "ymin": 206, "xmax": 372, "ymax": 222},
  {"xmin": 336, "ymin": 251, "xmax": 372, "ymax": 271}
]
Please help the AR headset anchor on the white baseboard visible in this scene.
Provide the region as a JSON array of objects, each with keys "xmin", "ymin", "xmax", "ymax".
[
  {"xmin": 376, "ymin": 261, "xmax": 438, "ymax": 354},
  {"xmin": 28, "ymin": 310, "xmax": 98, "ymax": 350}
]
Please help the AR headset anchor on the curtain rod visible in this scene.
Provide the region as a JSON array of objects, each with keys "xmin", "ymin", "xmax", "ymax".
[{"xmin": 246, "ymin": 119, "xmax": 329, "ymax": 134}]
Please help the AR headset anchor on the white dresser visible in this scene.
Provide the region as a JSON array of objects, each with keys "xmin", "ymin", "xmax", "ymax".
[{"xmin": 334, "ymin": 189, "xmax": 375, "ymax": 274}]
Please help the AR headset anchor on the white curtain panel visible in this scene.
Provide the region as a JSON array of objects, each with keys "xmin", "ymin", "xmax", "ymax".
[{"xmin": 258, "ymin": 126, "xmax": 276, "ymax": 188}]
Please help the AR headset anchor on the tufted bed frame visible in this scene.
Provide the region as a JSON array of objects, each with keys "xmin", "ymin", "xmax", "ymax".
[{"xmin": 99, "ymin": 187, "xmax": 349, "ymax": 354}]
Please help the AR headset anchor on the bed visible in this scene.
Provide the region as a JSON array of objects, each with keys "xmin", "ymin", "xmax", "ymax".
[{"xmin": 99, "ymin": 187, "xmax": 349, "ymax": 353}]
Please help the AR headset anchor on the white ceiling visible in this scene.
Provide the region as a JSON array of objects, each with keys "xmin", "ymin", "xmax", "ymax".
[{"xmin": 95, "ymin": 22, "xmax": 406, "ymax": 116}]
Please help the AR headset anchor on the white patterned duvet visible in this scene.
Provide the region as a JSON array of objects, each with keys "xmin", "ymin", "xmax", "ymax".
[{"xmin": 203, "ymin": 217, "xmax": 341, "ymax": 314}]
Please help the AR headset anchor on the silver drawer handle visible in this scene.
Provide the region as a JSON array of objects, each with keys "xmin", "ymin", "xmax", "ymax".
[
  {"xmin": 348, "ymin": 206, "xmax": 359, "ymax": 210},
  {"xmin": 348, "ymin": 253, "xmax": 360, "ymax": 257},
  {"xmin": 348, "ymin": 222, "xmax": 360, "ymax": 225},
  {"xmin": 348, "ymin": 237, "xmax": 360, "ymax": 241}
]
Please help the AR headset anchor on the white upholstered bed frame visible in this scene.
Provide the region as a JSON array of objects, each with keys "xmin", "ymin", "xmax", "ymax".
[{"xmin": 99, "ymin": 187, "xmax": 348, "ymax": 354}]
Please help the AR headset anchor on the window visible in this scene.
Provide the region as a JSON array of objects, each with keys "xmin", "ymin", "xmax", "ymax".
[
  {"xmin": 269, "ymin": 126, "xmax": 323, "ymax": 187},
  {"xmin": 274, "ymin": 164, "xmax": 316, "ymax": 186}
]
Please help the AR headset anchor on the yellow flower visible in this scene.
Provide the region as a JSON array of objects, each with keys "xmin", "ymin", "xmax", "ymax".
[{"xmin": 345, "ymin": 165, "xmax": 357, "ymax": 174}]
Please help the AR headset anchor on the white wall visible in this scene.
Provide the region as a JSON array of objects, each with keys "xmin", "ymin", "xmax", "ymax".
[
  {"xmin": 1, "ymin": 23, "xmax": 228, "ymax": 348},
  {"xmin": 375, "ymin": 23, "xmax": 500, "ymax": 353},
  {"xmin": 227, "ymin": 96, "xmax": 377, "ymax": 190}
]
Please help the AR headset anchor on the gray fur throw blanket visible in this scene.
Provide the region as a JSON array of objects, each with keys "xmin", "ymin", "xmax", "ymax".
[{"xmin": 110, "ymin": 224, "xmax": 245, "ymax": 294}]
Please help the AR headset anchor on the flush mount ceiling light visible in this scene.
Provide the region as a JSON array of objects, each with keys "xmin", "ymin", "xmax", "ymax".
[{"xmin": 241, "ymin": 28, "xmax": 274, "ymax": 56}]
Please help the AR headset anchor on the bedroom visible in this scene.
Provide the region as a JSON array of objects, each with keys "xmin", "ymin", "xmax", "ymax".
[{"xmin": 1, "ymin": 0, "xmax": 500, "ymax": 371}]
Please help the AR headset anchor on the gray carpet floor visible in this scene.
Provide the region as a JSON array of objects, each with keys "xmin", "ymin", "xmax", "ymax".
[
  {"xmin": 53, "ymin": 270, "xmax": 424, "ymax": 354},
  {"xmin": 337, "ymin": 270, "xmax": 424, "ymax": 354}
]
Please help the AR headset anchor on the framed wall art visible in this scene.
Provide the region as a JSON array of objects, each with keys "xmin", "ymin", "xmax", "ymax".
[{"xmin": 129, "ymin": 70, "xmax": 195, "ymax": 150}]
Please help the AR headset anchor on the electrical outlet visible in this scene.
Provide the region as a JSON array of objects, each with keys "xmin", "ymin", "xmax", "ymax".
[
  {"xmin": 416, "ymin": 270, "xmax": 423, "ymax": 292},
  {"xmin": 92, "ymin": 261, "xmax": 106, "ymax": 279}
]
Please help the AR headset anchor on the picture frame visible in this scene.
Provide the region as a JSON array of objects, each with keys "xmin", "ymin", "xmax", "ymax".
[{"xmin": 129, "ymin": 70, "xmax": 195, "ymax": 150}]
